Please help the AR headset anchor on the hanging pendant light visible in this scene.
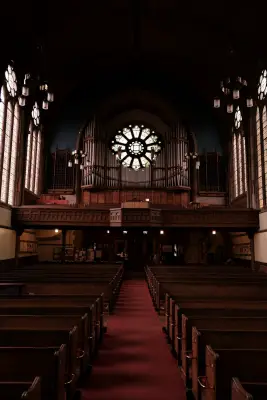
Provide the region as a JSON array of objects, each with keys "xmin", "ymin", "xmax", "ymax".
[
  {"xmin": 246, "ymin": 98, "xmax": 253, "ymax": 108},
  {"xmin": 233, "ymin": 89, "xmax": 240, "ymax": 99},
  {"xmin": 68, "ymin": 160, "xmax": 72, "ymax": 168},
  {"xmin": 196, "ymin": 161, "xmax": 200, "ymax": 170},
  {"xmin": 47, "ymin": 92, "xmax": 54, "ymax": 102},
  {"xmin": 18, "ymin": 96, "xmax": 26, "ymax": 107},
  {"xmin": 74, "ymin": 158, "xmax": 79, "ymax": 165},
  {"xmin": 22, "ymin": 86, "xmax": 29, "ymax": 96},
  {"xmin": 227, "ymin": 104, "xmax": 233, "ymax": 113},
  {"xmin": 42, "ymin": 100, "xmax": 49, "ymax": 110},
  {"xmin": 80, "ymin": 164, "xmax": 84, "ymax": 170},
  {"xmin": 213, "ymin": 98, "xmax": 220, "ymax": 108}
]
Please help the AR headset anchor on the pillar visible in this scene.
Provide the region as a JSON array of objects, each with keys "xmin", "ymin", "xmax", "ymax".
[
  {"xmin": 247, "ymin": 230, "xmax": 257, "ymax": 271},
  {"xmin": 61, "ymin": 229, "xmax": 67, "ymax": 263},
  {"xmin": 75, "ymin": 166, "xmax": 82, "ymax": 204},
  {"xmin": 191, "ymin": 159, "xmax": 198, "ymax": 203},
  {"xmin": 15, "ymin": 229, "xmax": 24, "ymax": 268}
]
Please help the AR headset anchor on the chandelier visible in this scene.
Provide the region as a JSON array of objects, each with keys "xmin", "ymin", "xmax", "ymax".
[{"xmin": 213, "ymin": 76, "xmax": 253, "ymax": 113}]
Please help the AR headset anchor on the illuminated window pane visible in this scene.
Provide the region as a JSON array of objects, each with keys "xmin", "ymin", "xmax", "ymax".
[
  {"xmin": 34, "ymin": 130, "xmax": 41, "ymax": 194},
  {"xmin": 242, "ymin": 136, "xmax": 247, "ymax": 192},
  {"xmin": 8, "ymin": 103, "xmax": 19, "ymax": 206},
  {"xmin": 25, "ymin": 124, "xmax": 42, "ymax": 195},
  {"xmin": 0, "ymin": 87, "xmax": 6, "ymax": 178},
  {"xmin": 30, "ymin": 131, "xmax": 37, "ymax": 192},
  {"xmin": 25, "ymin": 127, "xmax": 32, "ymax": 190},
  {"xmin": 132, "ymin": 126, "xmax": 140, "ymax": 138},
  {"xmin": 233, "ymin": 134, "xmax": 238, "ymax": 198},
  {"xmin": 1, "ymin": 102, "xmax": 13, "ymax": 203}
]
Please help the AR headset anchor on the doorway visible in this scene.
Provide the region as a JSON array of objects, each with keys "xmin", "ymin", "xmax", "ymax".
[{"xmin": 126, "ymin": 231, "xmax": 148, "ymax": 270}]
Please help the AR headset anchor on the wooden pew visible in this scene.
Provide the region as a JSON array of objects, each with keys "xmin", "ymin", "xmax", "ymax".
[
  {"xmin": 0, "ymin": 345, "xmax": 66, "ymax": 400},
  {"xmin": 0, "ymin": 314, "xmax": 89, "ymax": 374},
  {"xmin": 192, "ymin": 331, "xmax": 267, "ymax": 400},
  {"xmin": 170, "ymin": 300, "xmax": 267, "ymax": 357},
  {"xmin": 0, "ymin": 377, "xmax": 41, "ymax": 400},
  {"xmin": 0, "ymin": 296, "xmax": 103, "ymax": 350},
  {"xmin": 0, "ymin": 327, "xmax": 79, "ymax": 399},
  {"xmin": 181, "ymin": 315, "xmax": 267, "ymax": 384},
  {"xmin": 232, "ymin": 377, "xmax": 267, "ymax": 400},
  {"xmin": 0, "ymin": 283, "xmax": 25, "ymax": 296},
  {"xmin": 199, "ymin": 346, "xmax": 267, "ymax": 400}
]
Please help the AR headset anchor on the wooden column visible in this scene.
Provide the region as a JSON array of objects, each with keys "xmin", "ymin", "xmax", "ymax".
[
  {"xmin": 191, "ymin": 159, "xmax": 198, "ymax": 203},
  {"xmin": 247, "ymin": 230, "xmax": 256, "ymax": 271},
  {"xmin": 61, "ymin": 229, "xmax": 67, "ymax": 263},
  {"xmin": 75, "ymin": 166, "xmax": 82, "ymax": 204},
  {"xmin": 15, "ymin": 229, "xmax": 24, "ymax": 268}
]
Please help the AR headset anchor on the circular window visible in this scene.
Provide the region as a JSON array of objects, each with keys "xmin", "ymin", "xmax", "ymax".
[
  {"xmin": 258, "ymin": 69, "xmax": 267, "ymax": 100},
  {"xmin": 234, "ymin": 106, "xmax": 242, "ymax": 129},
  {"xmin": 5, "ymin": 65, "xmax": 17, "ymax": 97},
  {"xmin": 111, "ymin": 125, "xmax": 162, "ymax": 170}
]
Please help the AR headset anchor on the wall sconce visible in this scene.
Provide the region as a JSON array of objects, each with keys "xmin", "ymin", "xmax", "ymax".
[
  {"xmin": 212, "ymin": 230, "xmax": 217, "ymax": 235},
  {"xmin": 55, "ymin": 229, "xmax": 59, "ymax": 233},
  {"xmin": 160, "ymin": 230, "xmax": 164, "ymax": 235}
]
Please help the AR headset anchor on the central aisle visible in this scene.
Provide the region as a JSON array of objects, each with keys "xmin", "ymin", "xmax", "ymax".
[{"xmin": 82, "ymin": 280, "xmax": 186, "ymax": 400}]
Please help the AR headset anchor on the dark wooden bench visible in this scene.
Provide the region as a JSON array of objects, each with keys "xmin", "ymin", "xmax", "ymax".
[
  {"xmin": 0, "ymin": 295, "xmax": 103, "ymax": 347},
  {"xmin": 181, "ymin": 315, "xmax": 267, "ymax": 380},
  {"xmin": 199, "ymin": 346, "xmax": 267, "ymax": 400},
  {"xmin": 0, "ymin": 345, "xmax": 66, "ymax": 400},
  {"xmin": 0, "ymin": 283, "xmax": 25, "ymax": 296},
  {"xmin": 0, "ymin": 327, "xmax": 79, "ymax": 399},
  {"xmin": 0, "ymin": 314, "xmax": 89, "ymax": 374},
  {"xmin": 232, "ymin": 377, "xmax": 267, "ymax": 400},
  {"xmin": 170, "ymin": 300, "xmax": 267, "ymax": 356},
  {"xmin": 0, "ymin": 376, "xmax": 41, "ymax": 400}
]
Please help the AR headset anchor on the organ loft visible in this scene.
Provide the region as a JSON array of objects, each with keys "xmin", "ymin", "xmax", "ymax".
[{"xmin": 0, "ymin": 2, "xmax": 267, "ymax": 399}]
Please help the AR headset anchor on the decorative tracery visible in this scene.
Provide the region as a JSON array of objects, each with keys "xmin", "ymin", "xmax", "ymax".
[
  {"xmin": 111, "ymin": 124, "xmax": 162, "ymax": 170},
  {"xmin": 232, "ymin": 106, "xmax": 247, "ymax": 199},
  {"xmin": 5, "ymin": 64, "xmax": 17, "ymax": 97}
]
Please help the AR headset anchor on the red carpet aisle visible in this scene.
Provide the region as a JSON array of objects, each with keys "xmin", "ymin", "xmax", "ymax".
[{"xmin": 82, "ymin": 280, "xmax": 186, "ymax": 400}]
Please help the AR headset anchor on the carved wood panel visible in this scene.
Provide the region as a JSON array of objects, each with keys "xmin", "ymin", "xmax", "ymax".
[{"xmin": 12, "ymin": 207, "xmax": 259, "ymax": 229}]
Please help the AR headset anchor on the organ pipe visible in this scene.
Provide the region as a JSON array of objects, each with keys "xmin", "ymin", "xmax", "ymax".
[{"xmin": 82, "ymin": 118, "xmax": 189, "ymax": 189}]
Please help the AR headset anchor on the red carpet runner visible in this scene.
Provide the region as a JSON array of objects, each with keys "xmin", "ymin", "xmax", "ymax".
[{"xmin": 82, "ymin": 280, "xmax": 186, "ymax": 400}]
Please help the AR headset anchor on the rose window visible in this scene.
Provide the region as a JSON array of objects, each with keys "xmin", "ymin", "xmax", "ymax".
[
  {"xmin": 5, "ymin": 65, "xmax": 17, "ymax": 97},
  {"xmin": 111, "ymin": 125, "xmax": 162, "ymax": 170},
  {"xmin": 234, "ymin": 106, "xmax": 242, "ymax": 129},
  {"xmin": 258, "ymin": 69, "xmax": 267, "ymax": 100}
]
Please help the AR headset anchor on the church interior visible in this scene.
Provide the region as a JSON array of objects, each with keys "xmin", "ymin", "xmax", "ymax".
[{"xmin": 1, "ymin": 1, "xmax": 267, "ymax": 399}]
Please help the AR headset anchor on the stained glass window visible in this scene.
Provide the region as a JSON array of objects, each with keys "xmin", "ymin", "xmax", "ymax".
[
  {"xmin": 111, "ymin": 124, "xmax": 162, "ymax": 170},
  {"xmin": 256, "ymin": 70, "xmax": 267, "ymax": 208},
  {"xmin": 232, "ymin": 106, "xmax": 247, "ymax": 200},
  {"xmin": 25, "ymin": 122, "xmax": 42, "ymax": 195}
]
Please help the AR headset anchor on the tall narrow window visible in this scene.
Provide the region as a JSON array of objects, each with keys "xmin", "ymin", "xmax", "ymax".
[
  {"xmin": 0, "ymin": 65, "xmax": 20, "ymax": 206},
  {"xmin": 256, "ymin": 69, "xmax": 267, "ymax": 208},
  {"xmin": 24, "ymin": 104, "xmax": 42, "ymax": 195},
  {"xmin": 232, "ymin": 106, "xmax": 247, "ymax": 200}
]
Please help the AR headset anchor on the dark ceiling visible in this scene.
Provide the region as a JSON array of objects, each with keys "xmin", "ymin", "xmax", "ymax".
[{"xmin": 1, "ymin": 0, "xmax": 266, "ymax": 127}]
